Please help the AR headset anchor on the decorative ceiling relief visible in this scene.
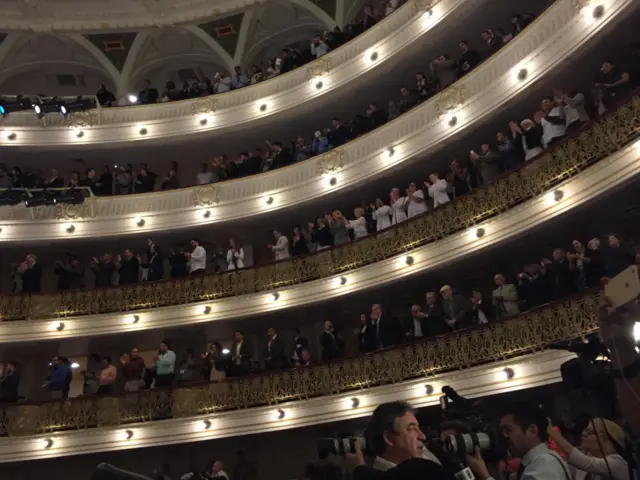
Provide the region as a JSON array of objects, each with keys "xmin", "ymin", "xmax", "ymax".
[
  {"xmin": 85, "ymin": 32, "xmax": 138, "ymax": 71},
  {"xmin": 198, "ymin": 13, "xmax": 244, "ymax": 58}
]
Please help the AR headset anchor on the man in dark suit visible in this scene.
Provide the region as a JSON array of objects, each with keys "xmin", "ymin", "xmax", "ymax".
[
  {"xmin": 357, "ymin": 313, "xmax": 377, "ymax": 353},
  {"xmin": 471, "ymin": 289, "xmax": 494, "ymax": 325},
  {"xmin": 145, "ymin": 239, "xmax": 164, "ymax": 281},
  {"xmin": 403, "ymin": 305, "xmax": 429, "ymax": 341},
  {"xmin": 117, "ymin": 249, "xmax": 139, "ymax": 284},
  {"xmin": 19, "ymin": 254, "xmax": 42, "ymax": 293},
  {"xmin": 423, "ymin": 291, "xmax": 447, "ymax": 337},
  {"xmin": 329, "ymin": 117, "xmax": 351, "ymax": 146},
  {"xmin": 231, "ymin": 330, "xmax": 253, "ymax": 376},
  {"xmin": 138, "ymin": 79, "xmax": 159, "ymax": 104},
  {"xmin": 91, "ymin": 253, "xmax": 117, "ymax": 287},
  {"xmin": 349, "ymin": 401, "xmax": 452, "ymax": 480},
  {"xmin": 371, "ymin": 304, "xmax": 402, "ymax": 348},
  {"xmin": 319, "ymin": 320, "xmax": 344, "ymax": 360},
  {"xmin": 264, "ymin": 327, "xmax": 287, "ymax": 370},
  {"xmin": 290, "ymin": 327, "xmax": 309, "ymax": 366},
  {"xmin": 270, "ymin": 141, "xmax": 293, "ymax": 169},
  {"xmin": 0, "ymin": 361, "xmax": 20, "ymax": 403}
]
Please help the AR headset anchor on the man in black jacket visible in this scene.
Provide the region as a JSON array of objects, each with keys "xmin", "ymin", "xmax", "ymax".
[
  {"xmin": 403, "ymin": 305, "xmax": 429, "ymax": 341},
  {"xmin": 290, "ymin": 327, "xmax": 309, "ymax": 365},
  {"xmin": 319, "ymin": 320, "xmax": 345, "ymax": 360},
  {"xmin": 270, "ymin": 141, "xmax": 293, "ymax": 169},
  {"xmin": 424, "ymin": 291, "xmax": 447, "ymax": 336},
  {"xmin": 138, "ymin": 79, "xmax": 159, "ymax": 104},
  {"xmin": 457, "ymin": 40, "xmax": 482, "ymax": 78},
  {"xmin": 357, "ymin": 314, "xmax": 378, "ymax": 353},
  {"xmin": 117, "ymin": 249, "xmax": 139, "ymax": 284},
  {"xmin": 91, "ymin": 253, "xmax": 117, "ymax": 287},
  {"xmin": 264, "ymin": 327, "xmax": 287, "ymax": 370},
  {"xmin": 350, "ymin": 401, "xmax": 452, "ymax": 480},
  {"xmin": 0, "ymin": 361, "xmax": 20, "ymax": 403},
  {"xmin": 19, "ymin": 254, "xmax": 42, "ymax": 293},
  {"xmin": 371, "ymin": 304, "xmax": 402, "ymax": 348},
  {"xmin": 231, "ymin": 330, "xmax": 253, "ymax": 376}
]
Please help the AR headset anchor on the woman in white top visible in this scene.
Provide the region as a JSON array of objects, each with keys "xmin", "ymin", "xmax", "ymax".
[
  {"xmin": 390, "ymin": 188, "xmax": 408, "ymax": 225},
  {"xmin": 539, "ymin": 98, "xmax": 567, "ymax": 147},
  {"xmin": 226, "ymin": 238, "xmax": 244, "ymax": 270},
  {"xmin": 371, "ymin": 198, "xmax": 391, "ymax": 231},
  {"xmin": 555, "ymin": 90, "xmax": 590, "ymax": 132},
  {"xmin": 548, "ymin": 418, "xmax": 629, "ymax": 480},
  {"xmin": 406, "ymin": 182, "xmax": 428, "ymax": 218},
  {"xmin": 425, "ymin": 173, "xmax": 450, "ymax": 208},
  {"xmin": 348, "ymin": 207, "xmax": 369, "ymax": 240}
]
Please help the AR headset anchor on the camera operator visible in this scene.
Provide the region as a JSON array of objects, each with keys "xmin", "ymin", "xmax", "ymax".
[
  {"xmin": 465, "ymin": 402, "xmax": 571, "ymax": 480},
  {"xmin": 349, "ymin": 401, "xmax": 452, "ymax": 479}
]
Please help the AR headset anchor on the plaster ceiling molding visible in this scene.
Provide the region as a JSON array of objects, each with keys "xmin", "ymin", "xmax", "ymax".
[
  {"xmin": 0, "ymin": 0, "xmax": 430, "ymax": 136},
  {"xmin": 0, "ymin": 350, "xmax": 574, "ymax": 461},
  {"xmin": 1, "ymin": 138, "xmax": 638, "ymax": 340},
  {"xmin": 0, "ymin": 0, "xmax": 634, "ymax": 240}
]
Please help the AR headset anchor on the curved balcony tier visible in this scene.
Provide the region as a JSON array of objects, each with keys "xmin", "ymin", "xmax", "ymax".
[
  {"xmin": 0, "ymin": 0, "xmax": 465, "ymax": 147},
  {"xmin": 0, "ymin": 0, "xmax": 634, "ymax": 244},
  {"xmin": 0, "ymin": 97, "xmax": 638, "ymax": 342},
  {"xmin": 0, "ymin": 290, "xmax": 596, "ymax": 460}
]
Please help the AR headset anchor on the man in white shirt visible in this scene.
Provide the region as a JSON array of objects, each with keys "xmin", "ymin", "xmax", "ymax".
[
  {"xmin": 466, "ymin": 402, "xmax": 571, "ymax": 480},
  {"xmin": 195, "ymin": 163, "xmax": 214, "ymax": 185},
  {"xmin": 540, "ymin": 98, "xmax": 567, "ymax": 147},
  {"xmin": 311, "ymin": 36, "xmax": 330, "ymax": 58},
  {"xmin": 186, "ymin": 238, "xmax": 207, "ymax": 274},
  {"xmin": 210, "ymin": 461, "xmax": 229, "ymax": 479},
  {"xmin": 406, "ymin": 182, "xmax": 428, "ymax": 218},
  {"xmin": 268, "ymin": 229, "xmax": 290, "ymax": 261},
  {"xmin": 425, "ymin": 173, "xmax": 450, "ymax": 208}
]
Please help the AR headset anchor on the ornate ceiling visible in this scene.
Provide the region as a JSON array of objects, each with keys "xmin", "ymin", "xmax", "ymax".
[{"xmin": 0, "ymin": 0, "xmax": 366, "ymax": 95}]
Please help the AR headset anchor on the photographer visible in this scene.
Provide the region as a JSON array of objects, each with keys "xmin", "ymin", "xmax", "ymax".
[
  {"xmin": 350, "ymin": 401, "xmax": 451, "ymax": 479},
  {"xmin": 465, "ymin": 402, "xmax": 571, "ymax": 479}
]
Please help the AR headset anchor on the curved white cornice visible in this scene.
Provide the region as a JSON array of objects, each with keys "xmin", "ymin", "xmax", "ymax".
[
  {"xmin": 0, "ymin": 350, "xmax": 572, "ymax": 462},
  {"xmin": 1, "ymin": 140, "xmax": 638, "ymax": 343},
  {"xmin": 0, "ymin": 0, "xmax": 445, "ymax": 144},
  {"xmin": 0, "ymin": 0, "xmax": 329, "ymax": 32},
  {"xmin": 0, "ymin": 0, "xmax": 632, "ymax": 244}
]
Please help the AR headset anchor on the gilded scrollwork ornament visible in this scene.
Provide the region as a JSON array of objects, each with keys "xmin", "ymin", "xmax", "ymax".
[
  {"xmin": 306, "ymin": 57, "xmax": 331, "ymax": 80},
  {"xmin": 434, "ymin": 85, "xmax": 465, "ymax": 118},
  {"xmin": 316, "ymin": 148, "xmax": 344, "ymax": 175},
  {"xmin": 191, "ymin": 97, "xmax": 218, "ymax": 116},
  {"xmin": 194, "ymin": 184, "xmax": 221, "ymax": 207}
]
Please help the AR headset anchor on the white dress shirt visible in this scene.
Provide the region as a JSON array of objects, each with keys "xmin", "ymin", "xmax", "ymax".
[
  {"xmin": 271, "ymin": 235, "xmax": 290, "ymax": 261},
  {"xmin": 226, "ymin": 248, "xmax": 244, "ymax": 270},
  {"xmin": 568, "ymin": 449, "xmax": 629, "ymax": 480},
  {"xmin": 427, "ymin": 179, "xmax": 451, "ymax": 208},
  {"xmin": 196, "ymin": 171, "xmax": 214, "ymax": 185},
  {"xmin": 189, "ymin": 245, "xmax": 207, "ymax": 272},
  {"xmin": 391, "ymin": 197, "xmax": 408, "ymax": 224},
  {"xmin": 407, "ymin": 190, "xmax": 428, "ymax": 218},
  {"xmin": 372, "ymin": 205, "xmax": 392, "ymax": 231},
  {"xmin": 348, "ymin": 217, "xmax": 369, "ymax": 239},
  {"xmin": 541, "ymin": 106, "xmax": 567, "ymax": 147}
]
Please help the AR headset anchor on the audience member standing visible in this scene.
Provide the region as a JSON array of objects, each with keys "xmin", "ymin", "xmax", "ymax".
[
  {"xmin": 0, "ymin": 361, "xmax": 20, "ymax": 403},
  {"xmin": 121, "ymin": 348, "xmax": 145, "ymax": 392},
  {"xmin": 17, "ymin": 254, "xmax": 42, "ymax": 293},
  {"xmin": 46, "ymin": 356, "xmax": 71, "ymax": 400},
  {"xmin": 226, "ymin": 239, "xmax": 244, "ymax": 270},
  {"xmin": 425, "ymin": 173, "xmax": 450, "ymax": 208},
  {"xmin": 187, "ymin": 238, "xmax": 207, "ymax": 274},
  {"xmin": 269, "ymin": 229, "xmax": 291, "ymax": 261},
  {"xmin": 231, "ymin": 330, "xmax": 253, "ymax": 376},
  {"xmin": 319, "ymin": 320, "xmax": 345, "ymax": 360},
  {"xmin": 492, "ymin": 274, "xmax": 520, "ymax": 320},
  {"xmin": 390, "ymin": 189, "xmax": 408, "ymax": 225},
  {"xmin": 97, "ymin": 356, "xmax": 117, "ymax": 395},
  {"xmin": 117, "ymin": 249, "xmax": 140, "ymax": 284},
  {"xmin": 406, "ymin": 182, "xmax": 427, "ymax": 218},
  {"xmin": 372, "ymin": 198, "xmax": 392, "ymax": 231},
  {"xmin": 264, "ymin": 327, "xmax": 287, "ymax": 370},
  {"xmin": 154, "ymin": 342, "xmax": 176, "ymax": 388}
]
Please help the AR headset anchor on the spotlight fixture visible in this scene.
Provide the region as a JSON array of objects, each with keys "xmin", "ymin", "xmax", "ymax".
[
  {"xmin": 387, "ymin": 147, "xmax": 395, "ymax": 158},
  {"xmin": 71, "ymin": 362, "xmax": 80, "ymax": 369},
  {"xmin": 199, "ymin": 117, "xmax": 208, "ymax": 126},
  {"xmin": 130, "ymin": 315, "xmax": 140, "ymax": 324},
  {"xmin": 447, "ymin": 115, "xmax": 458, "ymax": 127},
  {"xmin": 425, "ymin": 384, "xmax": 434, "ymax": 395},
  {"xmin": 265, "ymin": 196, "xmax": 274, "ymax": 205},
  {"xmin": 139, "ymin": 127, "xmax": 148, "ymax": 135},
  {"xmin": 74, "ymin": 129, "xmax": 84, "ymax": 138},
  {"xmin": 315, "ymin": 81, "xmax": 323, "ymax": 89},
  {"xmin": 501, "ymin": 367, "xmax": 515, "ymax": 380},
  {"xmin": 64, "ymin": 223, "xmax": 75, "ymax": 233},
  {"xmin": 350, "ymin": 397, "xmax": 360, "ymax": 408},
  {"xmin": 260, "ymin": 104, "xmax": 267, "ymax": 112},
  {"xmin": 593, "ymin": 4, "xmax": 604, "ymax": 18},
  {"xmin": 339, "ymin": 277, "xmax": 347, "ymax": 285},
  {"xmin": 203, "ymin": 419, "xmax": 212, "ymax": 430},
  {"xmin": 370, "ymin": 51, "xmax": 378, "ymax": 61},
  {"xmin": 405, "ymin": 256, "xmax": 414, "ymax": 266},
  {"xmin": 124, "ymin": 429, "xmax": 134, "ymax": 440},
  {"xmin": 329, "ymin": 177, "xmax": 337, "ymax": 186},
  {"xmin": 43, "ymin": 438, "xmax": 54, "ymax": 449},
  {"xmin": 33, "ymin": 103, "xmax": 43, "ymax": 118},
  {"xmin": 59, "ymin": 104, "xmax": 68, "ymax": 116},
  {"xmin": 55, "ymin": 322, "xmax": 65, "ymax": 331},
  {"xmin": 135, "ymin": 216, "xmax": 145, "ymax": 227},
  {"xmin": 475, "ymin": 228, "xmax": 485, "ymax": 238},
  {"xmin": 202, "ymin": 210, "xmax": 211, "ymax": 218},
  {"xmin": 276, "ymin": 408, "xmax": 285, "ymax": 419},
  {"xmin": 553, "ymin": 190, "xmax": 564, "ymax": 202},
  {"xmin": 128, "ymin": 94, "xmax": 138, "ymax": 104},
  {"xmin": 518, "ymin": 68, "xmax": 528, "ymax": 80},
  {"xmin": 271, "ymin": 292, "xmax": 280, "ymax": 301},
  {"xmin": 203, "ymin": 306, "xmax": 211, "ymax": 314},
  {"xmin": 6, "ymin": 132, "xmax": 16, "ymax": 141}
]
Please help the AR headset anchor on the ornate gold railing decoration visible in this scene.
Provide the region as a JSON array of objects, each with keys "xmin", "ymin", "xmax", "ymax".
[
  {"xmin": 0, "ymin": 292, "xmax": 600, "ymax": 437},
  {"xmin": 0, "ymin": 98, "xmax": 639, "ymax": 321}
]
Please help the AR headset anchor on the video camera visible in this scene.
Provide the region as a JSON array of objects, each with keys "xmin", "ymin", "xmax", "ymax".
[{"xmin": 428, "ymin": 386, "xmax": 506, "ymax": 463}]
